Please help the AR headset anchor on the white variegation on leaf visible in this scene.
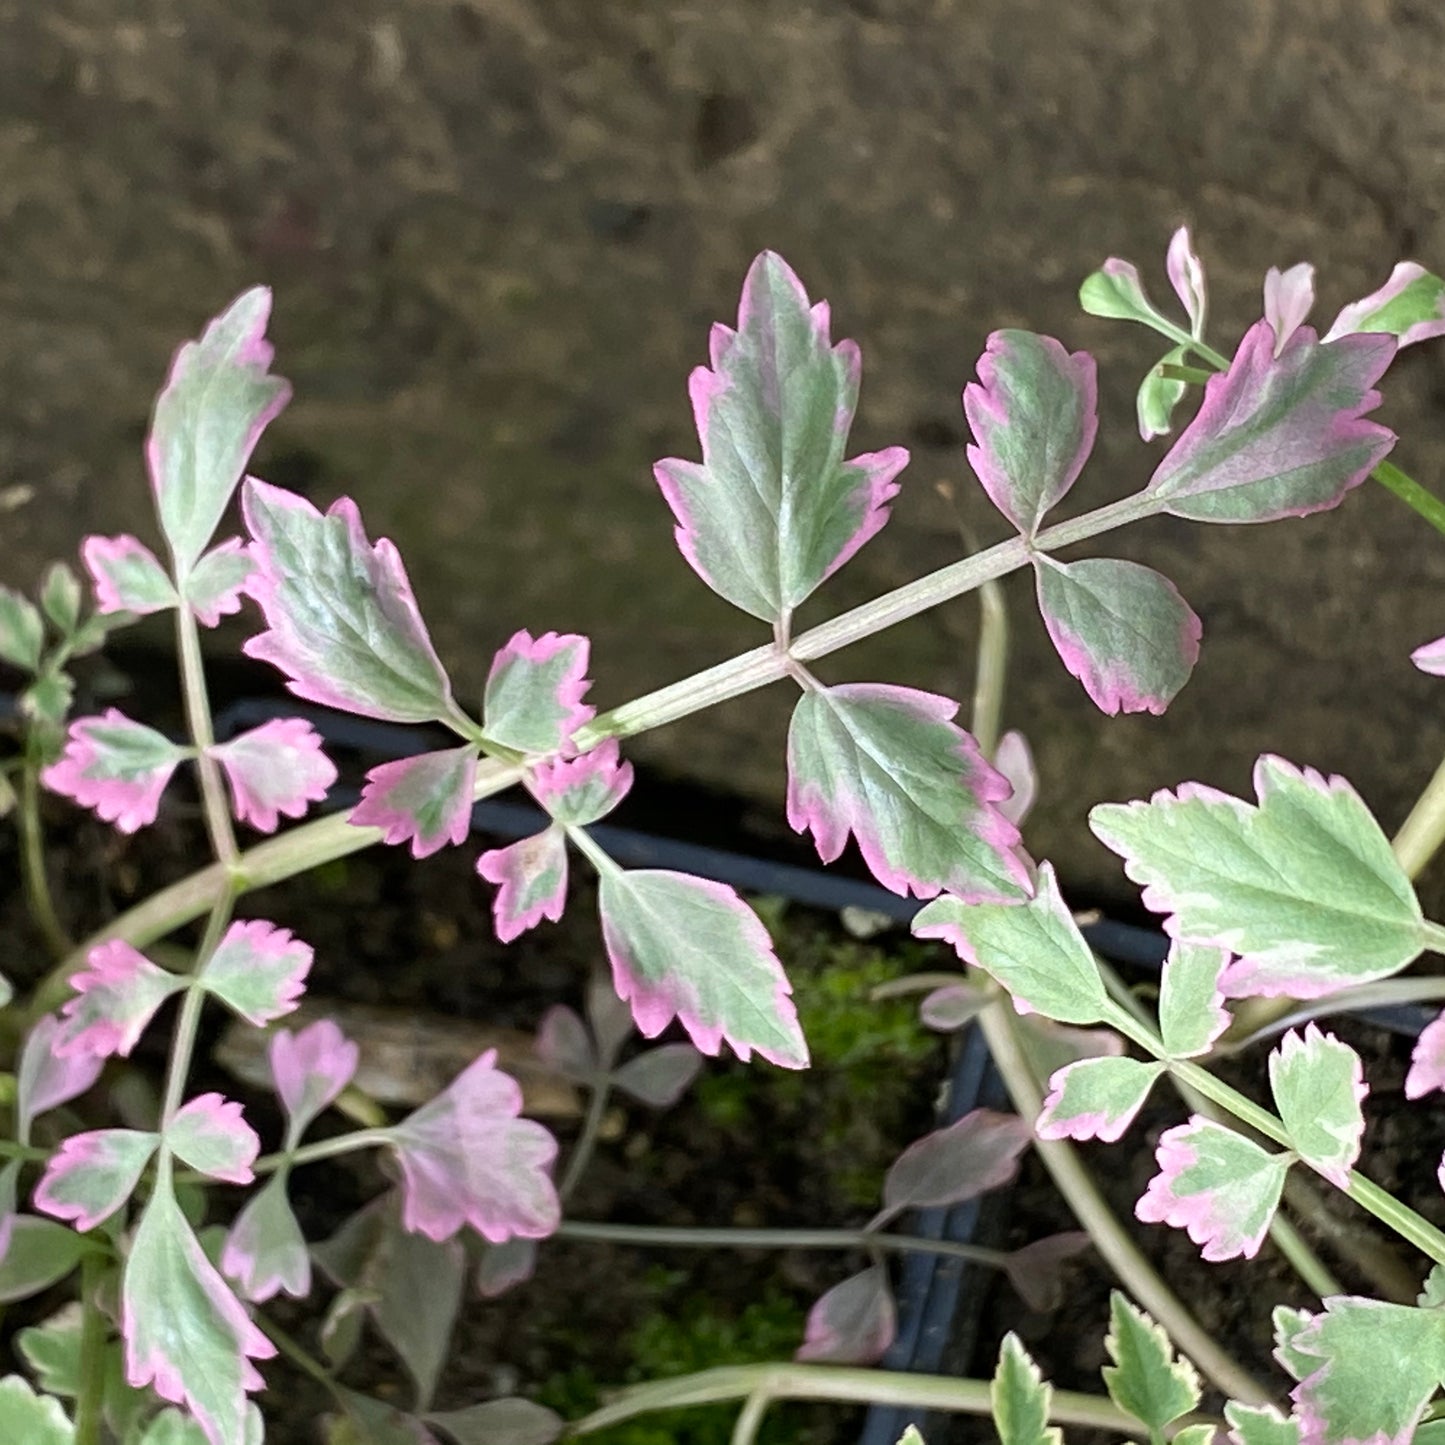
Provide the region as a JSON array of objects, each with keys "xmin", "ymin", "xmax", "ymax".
[
  {"xmin": 184, "ymin": 539, "xmax": 254, "ymax": 627},
  {"xmin": 1036, "ymin": 1056, "xmax": 1163, "ymax": 1143},
  {"xmin": 963, "ymin": 329, "xmax": 1097, "ymax": 538},
  {"xmin": 1102, "ymin": 1291, "xmax": 1201, "ymax": 1432},
  {"xmin": 477, "ymin": 826, "xmax": 569, "ymax": 944},
  {"xmin": 599, "ymin": 869, "xmax": 807, "ymax": 1067},
  {"xmin": 242, "ymin": 480, "xmax": 456, "ymax": 725},
  {"xmin": 56, "ymin": 940, "xmax": 187, "ymax": 1060},
  {"xmin": 654, "ymin": 251, "xmax": 907, "ymax": 624},
  {"xmin": 148, "ymin": 288, "xmax": 291, "ymax": 573},
  {"xmin": 164, "ymin": 1095, "xmax": 259, "ymax": 1186},
  {"xmin": 42, "ymin": 710, "xmax": 191, "ymax": 833},
  {"xmin": 531, "ymin": 739, "xmax": 634, "ymax": 827},
  {"xmin": 1079, "ymin": 259, "xmax": 1178, "ymax": 335},
  {"xmin": 82, "ymin": 534, "xmax": 178, "ymax": 617},
  {"xmin": 33, "ymin": 1129, "xmax": 159, "ymax": 1232},
  {"xmin": 1090, "ymin": 755, "xmax": 1425, "ymax": 998},
  {"xmin": 0, "ymin": 586, "xmax": 43, "ymax": 671},
  {"xmin": 1284, "ymin": 1297, "xmax": 1445, "ymax": 1445},
  {"xmin": 351, "ymin": 745, "xmax": 480, "ymax": 859},
  {"xmin": 913, "ymin": 863, "xmax": 1108, "ymax": 1026},
  {"xmin": 222, "ymin": 1171, "xmax": 310, "ymax": 1303},
  {"xmin": 1147, "ymin": 320, "xmax": 1394, "ymax": 523},
  {"xmin": 1157, "ymin": 941, "xmax": 1230, "ymax": 1059},
  {"xmin": 1033, "ymin": 555, "xmax": 1201, "ymax": 716},
  {"xmin": 1223, "ymin": 1401, "xmax": 1302, "ymax": 1445},
  {"xmin": 1268, "ymin": 1026, "xmax": 1366, "ymax": 1189},
  {"xmin": 1326, "ymin": 262, "xmax": 1445, "ymax": 348},
  {"xmin": 123, "ymin": 1168, "xmax": 276, "ymax": 1445},
  {"xmin": 0, "ymin": 1375, "xmax": 74, "ymax": 1445},
  {"xmin": 1136, "ymin": 1117, "xmax": 1291, "ymax": 1262},
  {"xmin": 482, "ymin": 630, "xmax": 594, "ymax": 756},
  {"xmin": 787, "ymin": 683, "xmax": 1029, "ymax": 901},
  {"xmin": 990, "ymin": 1332, "xmax": 1059, "ymax": 1445},
  {"xmin": 1166, "ymin": 228, "xmax": 1208, "ymax": 340},
  {"xmin": 198, "ymin": 920, "xmax": 312, "ymax": 1028}
]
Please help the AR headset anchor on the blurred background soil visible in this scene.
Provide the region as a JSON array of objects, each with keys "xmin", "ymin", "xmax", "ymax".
[{"xmin": 3, "ymin": 0, "xmax": 1445, "ymax": 905}]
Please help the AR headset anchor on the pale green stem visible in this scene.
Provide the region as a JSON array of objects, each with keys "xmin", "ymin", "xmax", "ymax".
[
  {"xmin": 227, "ymin": 1127, "xmax": 394, "ymax": 1183},
  {"xmin": 1393, "ymin": 749, "xmax": 1445, "ymax": 880},
  {"xmin": 72, "ymin": 1252, "xmax": 107, "ymax": 1445},
  {"xmin": 1108, "ymin": 1004, "xmax": 1445, "ymax": 1267},
  {"xmin": 1097, "ymin": 958, "xmax": 1343, "ymax": 1298},
  {"xmin": 567, "ymin": 823, "xmax": 620, "ymax": 879},
  {"xmin": 159, "ymin": 886, "xmax": 235, "ymax": 1127},
  {"xmin": 1373, "ymin": 458, "xmax": 1445, "ymax": 540},
  {"xmin": 730, "ymin": 1389, "xmax": 771, "ymax": 1445},
  {"xmin": 975, "ymin": 997, "xmax": 1270, "ymax": 1404},
  {"xmin": 1218, "ymin": 975, "xmax": 1445, "ymax": 1057},
  {"xmin": 559, "ymin": 1076, "xmax": 613, "ymax": 1201},
  {"xmin": 564, "ymin": 1361, "xmax": 1151, "ymax": 1438},
  {"xmin": 176, "ymin": 603, "xmax": 238, "ymax": 867},
  {"xmin": 18, "ymin": 751, "xmax": 71, "ymax": 960},
  {"xmin": 556, "ymin": 1220, "xmax": 1018, "ymax": 1272},
  {"xmin": 971, "ymin": 573, "xmax": 1008, "ymax": 759}
]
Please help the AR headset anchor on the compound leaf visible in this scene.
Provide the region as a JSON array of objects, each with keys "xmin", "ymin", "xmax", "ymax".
[{"xmin": 1102, "ymin": 1291, "xmax": 1201, "ymax": 1430}]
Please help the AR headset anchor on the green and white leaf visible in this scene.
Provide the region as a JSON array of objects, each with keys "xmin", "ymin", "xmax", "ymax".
[
  {"xmin": 991, "ymin": 1332, "xmax": 1060, "ymax": 1445},
  {"xmin": 1268, "ymin": 1026, "xmax": 1366, "ymax": 1188},
  {"xmin": 1157, "ymin": 941, "xmax": 1229, "ymax": 1058},
  {"xmin": 0, "ymin": 1375, "xmax": 72, "ymax": 1445}
]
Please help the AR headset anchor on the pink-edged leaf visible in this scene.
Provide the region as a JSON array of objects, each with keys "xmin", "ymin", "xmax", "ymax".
[
  {"xmin": 56, "ymin": 939, "xmax": 187, "ymax": 1060},
  {"xmin": 654, "ymin": 250, "xmax": 908, "ymax": 623},
  {"xmin": 531, "ymin": 738, "xmax": 635, "ymax": 827},
  {"xmin": 1406, "ymin": 1011, "xmax": 1445, "ymax": 1099},
  {"xmin": 1147, "ymin": 320, "xmax": 1395, "ymax": 523},
  {"xmin": 241, "ymin": 479, "xmax": 455, "ymax": 723},
  {"xmin": 1034, "ymin": 556, "xmax": 1201, "ymax": 716},
  {"xmin": 222, "ymin": 1171, "xmax": 309, "ymax": 1303},
  {"xmin": 795, "ymin": 1265, "xmax": 896, "ymax": 1365},
  {"xmin": 1413, "ymin": 635, "xmax": 1445, "ymax": 676},
  {"xmin": 918, "ymin": 982, "xmax": 990, "ymax": 1032},
  {"xmin": 1286, "ymin": 1297, "xmax": 1445, "ymax": 1445},
  {"xmin": 913, "ymin": 863, "xmax": 1109, "ymax": 1026},
  {"xmin": 1135, "ymin": 1116, "xmax": 1291, "ymax": 1261},
  {"xmin": 1157, "ymin": 941, "xmax": 1230, "ymax": 1059},
  {"xmin": 185, "ymin": 538, "xmax": 254, "ymax": 627},
  {"xmin": 533, "ymin": 1005, "xmax": 596, "ymax": 1081},
  {"xmin": 475, "ymin": 1237, "xmax": 539, "ymax": 1299},
  {"xmin": 41, "ymin": 709, "xmax": 190, "ymax": 832},
  {"xmin": 386, "ymin": 1049, "xmax": 560, "ymax": 1243},
  {"xmin": 476, "ymin": 825, "xmax": 569, "ymax": 943},
  {"xmin": 208, "ymin": 718, "xmax": 336, "ymax": 833},
  {"xmin": 1326, "ymin": 262, "xmax": 1445, "ymax": 348},
  {"xmin": 198, "ymin": 919, "xmax": 312, "ymax": 1028},
  {"xmin": 963, "ymin": 330, "xmax": 1098, "ymax": 537},
  {"xmin": 611, "ymin": 1044, "xmax": 704, "ymax": 1108},
  {"xmin": 787, "ymin": 683, "xmax": 1030, "ymax": 902},
  {"xmin": 1166, "ymin": 227, "xmax": 1207, "ymax": 339},
  {"xmin": 1000, "ymin": 1232, "xmax": 1092, "ymax": 1313},
  {"xmin": 82, "ymin": 534, "xmax": 178, "ymax": 616},
  {"xmin": 598, "ymin": 869, "xmax": 808, "ymax": 1067},
  {"xmin": 351, "ymin": 745, "xmax": 479, "ymax": 858},
  {"xmin": 124, "ymin": 1168, "xmax": 276, "ymax": 1445},
  {"xmin": 482, "ymin": 630, "xmax": 595, "ymax": 756},
  {"xmin": 148, "ymin": 288, "xmax": 291, "ymax": 573},
  {"xmin": 268, "ymin": 1018, "xmax": 360, "ymax": 1148},
  {"xmin": 994, "ymin": 729, "xmax": 1038, "ymax": 827},
  {"xmin": 1268, "ymin": 1025, "xmax": 1366, "ymax": 1190},
  {"xmin": 1090, "ymin": 755, "xmax": 1424, "ymax": 998},
  {"xmin": 165, "ymin": 1094, "xmax": 259, "ymax": 1186},
  {"xmin": 1263, "ymin": 264, "xmax": 1316, "ymax": 356},
  {"xmin": 878, "ymin": 1109, "xmax": 1031, "ymax": 1224},
  {"xmin": 33, "ymin": 1129, "xmax": 159, "ymax": 1231},
  {"xmin": 16, "ymin": 1015, "xmax": 106, "ymax": 1143},
  {"xmin": 1036, "ymin": 1057, "xmax": 1164, "ymax": 1142}
]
